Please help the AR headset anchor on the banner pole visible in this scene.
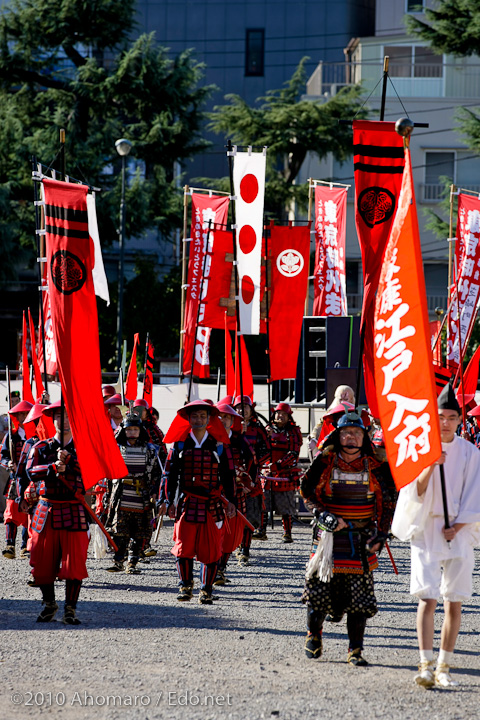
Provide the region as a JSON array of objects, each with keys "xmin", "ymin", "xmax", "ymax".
[
  {"xmin": 380, "ymin": 56, "xmax": 389, "ymax": 122},
  {"xmin": 179, "ymin": 184, "xmax": 189, "ymax": 376},
  {"xmin": 226, "ymin": 140, "xmax": 245, "ymax": 416},
  {"xmin": 304, "ymin": 179, "xmax": 313, "ymax": 315},
  {"xmin": 187, "ymin": 219, "xmax": 212, "ymax": 402},
  {"xmin": 447, "ymin": 184, "xmax": 455, "ymax": 294},
  {"xmin": 32, "ymin": 156, "xmax": 49, "ymax": 395},
  {"xmin": 216, "ymin": 367, "xmax": 221, "ymax": 402}
]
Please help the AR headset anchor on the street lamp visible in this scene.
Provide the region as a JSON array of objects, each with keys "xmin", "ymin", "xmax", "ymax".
[{"xmin": 115, "ymin": 138, "xmax": 132, "ymax": 371}]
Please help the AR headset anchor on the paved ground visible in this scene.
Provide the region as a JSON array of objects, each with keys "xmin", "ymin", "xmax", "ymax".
[{"xmin": 0, "ymin": 519, "xmax": 479, "ymax": 720}]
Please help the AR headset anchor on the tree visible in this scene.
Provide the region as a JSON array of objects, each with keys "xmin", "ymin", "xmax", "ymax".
[
  {"xmin": 203, "ymin": 58, "xmax": 367, "ymax": 221},
  {"xmin": 0, "ymin": 0, "xmax": 213, "ymax": 366},
  {"xmin": 406, "ymin": 1, "xmax": 480, "ymax": 57}
]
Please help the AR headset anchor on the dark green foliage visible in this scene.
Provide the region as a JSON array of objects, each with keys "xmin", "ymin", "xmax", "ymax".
[
  {"xmin": 0, "ymin": 0, "xmax": 213, "ymax": 285},
  {"xmin": 406, "ymin": 1, "xmax": 480, "ymax": 57},
  {"xmin": 201, "ymin": 58, "xmax": 367, "ymax": 221}
]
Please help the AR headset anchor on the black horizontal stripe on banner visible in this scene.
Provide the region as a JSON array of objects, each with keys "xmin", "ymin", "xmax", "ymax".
[
  {"xmin": 45, "ymin": 204, "xmax": 88, "ymax": 223},
  {"xmin": 354, "ymin": 162, "xmax": 404, "ymax": 174},
  {"xmin": 353, "ymin": 144, "xmax": 405, "ymax": 159},
  {"xmin": 45, "ymin": 224, "xmax": 90, "ymax": 240}
]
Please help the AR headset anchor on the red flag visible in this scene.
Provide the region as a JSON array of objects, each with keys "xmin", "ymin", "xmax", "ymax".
[
  {"xmin": 433, "ymin": 365, "xmax": 453, "ymax": 396},
  {"xmin": 269, "ymin": 225, "xmax": 310, "ymax": 382},
  {"xmin": 200, "ymin": 229, "xmax": 235, "ymax": 329},
  {"xmin": 235, "ymin": 332, "xmax": 254, "ymax": 399},
  {"xmin": 21, "ymin": 312, "xmax": 35, "ymax": 404},
  {"xmin": 373, "ymin": 148, "xmax": 441, "ymax": 491},
  {"xmin": 225, "ymin": 315, "xmax": 235, "ymax": 397},
  {"xmin": 43, "ymin": 178, "xmax": 127, "ymax": 489},
  {"xmin": 447, "ymin": 193, "xmax": 480, "ymax": 368},
  {"xmin": 430, "ymin": 320, "xmax": 442, "ymax": 365},
  {"xmin": 183, "ymin": 193, "xmax": 230, "ymax": 377},
  {"xmin": 125, "ymin": 333, "xmax": 140, "ymax": 402},
  {"xmin": 37, "ymin": 262, "xmax": 58, "ymax": 377},
  {"xmin": 28, "ymin": 308, "xmax": 45, "ymax": 399},
  {"xmin": 353, "ymin": 120, "xmax": 405, "ymax": 416},
  {"xmin": 457, "ymin": 344, "xmax": 480, "ymax": 398},
  {"xmin": 313, "ymin": 185, "xmax": 348, "ymax": 316},
  {"xmin": 143, "ymin": 337, "xmax": 155, "ymax": 407}
]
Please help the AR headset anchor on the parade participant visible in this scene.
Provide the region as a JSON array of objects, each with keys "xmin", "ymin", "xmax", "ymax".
[
  {"xmin": 159, "ymin": 400, "xmax": 236, "ymax": 604},
  {"xmin": 25, "ymin": 401, "xmax": 89, "ymax": 625},
  {"xmin": 214, "ymin": 402, "xmax": 256, "ymax": 585},
  {"xmin": 104, "ymin": 413, "xmax": 160, "ymax": 574},
  {"xmin": 233, "ymin": 395, "xmax": 270, "ymax": 559},
  {"xmin": 102, "ymin": 385, "xmax": 116, "ymax": 400},
  {"xmin": 257, "ymin": 403, "xmax": 302, "ymax": 543},
  {"xmin": 392, "ymin": 384, "xmax": 480, "ymax": 688},
  {"xmin": 307, "ymin": 401, "xmax": 355, "ymax": 459},
  {"xmin": 104, "ymin": 394, "xmax": 124, "ymax": 429},
  {"xmin": 1, "ymin": 399, "xmax": 32, "ymax": 559},
  {"xmin": 300, "ymin": 411, "xmax": 396, "ymax": 665},
  {"xmin": 132, "ymin": 399, "xmax": 167, "ymax": 461}
]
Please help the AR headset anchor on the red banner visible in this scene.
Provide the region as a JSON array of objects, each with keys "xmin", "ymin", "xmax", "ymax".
[
  {"xmin": 28, "ymin": 308, "xmax": 45, "ymax": 399},
  {"xmin": 143, "ymin": 338, "xmax": 155, "ymax": 408},
  {"xmin": 200, "ymin": 229, "xmax": 235, "ymax": 330},
  {"xmin": 313, "ymin": 185, "xmax": 348, "ymax": 316},
  {"xmin": 182, "ymin": 193, "xmax": 230, "ymax": 378},
  {"xmin": 447, "ymin": 193, "xmax": 480, "ymax": 368},
  {"xmin": 43, "ymin": 178, "xmax": 127, "ymax": 488},
  {"xmin": 373, "ymin": 149, "xmax": 441, "ymax": 491},
  {"xmin": 269, "ymin": 225, "xmax": 310, "ymax": 382},
  {"xmin": 126, "ymin": 333, "xmax": 139, "ymax": 402},
  {"xmin": 430, "ymin": 320, "xmax": 442, "ymax": 365},
  {"xmin": 37, "ymin": 262, "xmax": 58, "ymax": 377},
  {"xmin": 21, "ymin": 312, "xmax": 35, "ymax": 404}
]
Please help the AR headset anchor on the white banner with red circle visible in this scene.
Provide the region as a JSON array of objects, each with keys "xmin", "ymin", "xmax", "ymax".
[{"xmin": 233, "ymin": 151, "xmax": 266, "ymax": 335}]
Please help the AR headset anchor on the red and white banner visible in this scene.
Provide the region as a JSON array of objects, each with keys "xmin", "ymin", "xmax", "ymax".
[
  {"xmin": 43, "ymin": 178, "xmax": 127, "ymax": 488},
  {"xmin": 430, "ymin": 320, "xmax": 442, "ymax": 365},
  {"xmin": 182, "ymin": 193, "xmax": 230, "ymax": 377},
  {"xmin": 313, "ymin": 185, "xmax": 348, "ymax": 316},
  {"xmin": 374, "ymin": 149, "xmax": 441, "ymax": 491},
  {"xmin": 269, "ymin": 225, "xmax": 310, "ymax": 382},
  {"xmin": 354, "ymin": 120, "xmax": 405, "ymax": 417},
  {"xmin": 37, "ymin": 261, "xmax": 58, "ymax": 377},
  {"xmin": 233, "ymin": 151, "xmax": 266, "ymax": 335},
  {"xmin": 447, "ymin": 193, "xmax": 480, "ymax": 368},
  {"xmin": 143, "ymin": 337, "xmax": 155, "ymax": 408}
]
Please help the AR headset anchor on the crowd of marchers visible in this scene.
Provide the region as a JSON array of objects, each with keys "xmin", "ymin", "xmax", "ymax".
[{"xmin": 1, "ymin": 381, "xmax": 480, "ymax": 690}]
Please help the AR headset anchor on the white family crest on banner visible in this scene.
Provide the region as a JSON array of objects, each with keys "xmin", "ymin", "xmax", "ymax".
[
  {"xmin": 277, "ymin": 249, "xmax": 304, "ymax": 277},
  {"xmin": 233, "ymin": 150, "xmax": 266, "ymax": 335}
]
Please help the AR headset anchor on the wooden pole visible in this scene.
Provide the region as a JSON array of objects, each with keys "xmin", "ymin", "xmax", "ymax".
[
  {"xmin": 447, "ymin": 184, "xmax": 456, "ymax": 293},
  {"xmin": 179, "ymin": 184, "xmax": 189, "ymax": 376},
  {"xmin": 304, "ymin": 178, "xmax": 313, "ymax": 315},
  {"xmin": 32, "ymin": 156, "xmax": 49, "ymax": 394}
]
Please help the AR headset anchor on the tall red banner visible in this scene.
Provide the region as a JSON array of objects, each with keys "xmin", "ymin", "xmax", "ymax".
[
  {"xmin": 447, "ymin": 193, "xmax": 480, "ymax": 368},
  {"xmin": 269, "ymin": 225, "xmax": 310, "ymax": 381},
  {"xmin": 28, "ymin": 308, "xmax": 45, "ymax": 399},
  {"xmin": 43, "ymin": 178, "xmax": 127, "ymax": 488},
  {"xmin": 353, "ymin": 120, "xmax": 405, "ymax": 416},
  {"xmin": 143, "ymin": 338, "xmax": 155, "ymax": 408},
  {"xmin": 313, "ymin": 185, "xmax": 348, "ymax": 316},
  {"xmin": 374, "ymin": 149, "xmax": 441, "ymax": 490},
  {"xmin": 21, "ymin": 312, "xmax": 35, "ymax": 404},
  {"xmin": 199, "ymin": 229, "xmax": 235, "ymax": 330},
  {"xmin": 125, "ymin": 333, "xmax": 139, "ymax": 402},
  {"xmin": 37, "ymin": 262, "xmax": 58, "ymax": 377},
  {"xmin": 182, "ymin": 193, "xmax": 230, "ymax": 378}
]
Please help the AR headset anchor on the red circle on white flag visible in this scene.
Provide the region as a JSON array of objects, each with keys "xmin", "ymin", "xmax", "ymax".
[
  {"xmin": 241, "ymin": 275, "xmax": 255, "ymax": 304},
  {"xmin": 239, "ymin": 225, "xmax": 257, "ymax": 254},
  {"xmin": 240, "ymin": 174, "xmax": 259, "ymax": 203}
]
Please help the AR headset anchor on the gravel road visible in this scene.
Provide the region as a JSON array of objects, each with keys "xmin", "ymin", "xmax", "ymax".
[{"xmin": 1, "ymin": 519, "xmax": 479, "ymax": 720}]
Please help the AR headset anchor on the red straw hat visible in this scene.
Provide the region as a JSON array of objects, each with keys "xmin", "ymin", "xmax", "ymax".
[
  {"xmin": 233, "ymin": 395, "xmax": 253, "ymax": 408},
  {"xmin": 8, "ymin": 400, "xmax": 33, "ymax": 415},
  {"xmin": 104, "ymin": 393, "xmax": 123, "ymax": 405},
  {"xmin": 177, "ymin": 399, "xmax": 219, "ymax": 420},
  {"xmin": 134, "ymin": 398, "xmax": 149, "ymax": 409},
  {"xmin": 42, "ymin": 400, "xmax": 63, "ymax": 417},
  {"xmin": 215, "ymin": 402, "xmax": 243, "ymax": 432},
  {"xmin": 274, "ymin": 402, "xmax": 292, "ymax": 414},
  {"xmin": 102, "ymin": 385, "xmax": 116, "ymax": 398},
  {"xmin": 24, "ymin": 403, "xmax": 48, "ymax": 424}
]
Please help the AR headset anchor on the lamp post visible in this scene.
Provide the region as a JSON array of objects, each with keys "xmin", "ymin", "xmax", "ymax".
[{"xmin": 115, "ymin": 138, "xmax": 132, "ymax": 371}]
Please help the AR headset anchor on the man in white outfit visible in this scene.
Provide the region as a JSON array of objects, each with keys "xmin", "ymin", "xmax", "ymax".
[{"xmin": 392, "ymin": 383, "xmax": 480, "ymax": 689}]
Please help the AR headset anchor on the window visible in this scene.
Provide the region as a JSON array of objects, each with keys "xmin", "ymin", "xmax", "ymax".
[
  {"xmin": 406, "ymin": 0, "xmax": 424, "ymax": 12},
  {"xmin": 245, "ymin": 29, "xmax": 264, "ymax": 77},
  {"xmin": 424, "ymin": 151, "xmax": 455, "ymax": 201},
  {"xmin": 384, "ymin": 45, "xmax": 443, "ymax": 78}
]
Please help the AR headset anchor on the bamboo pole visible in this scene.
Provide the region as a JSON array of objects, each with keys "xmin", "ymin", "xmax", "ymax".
[{"xmin": 179, "ymin": 184, "xmax": 189, "ymax": 375}]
